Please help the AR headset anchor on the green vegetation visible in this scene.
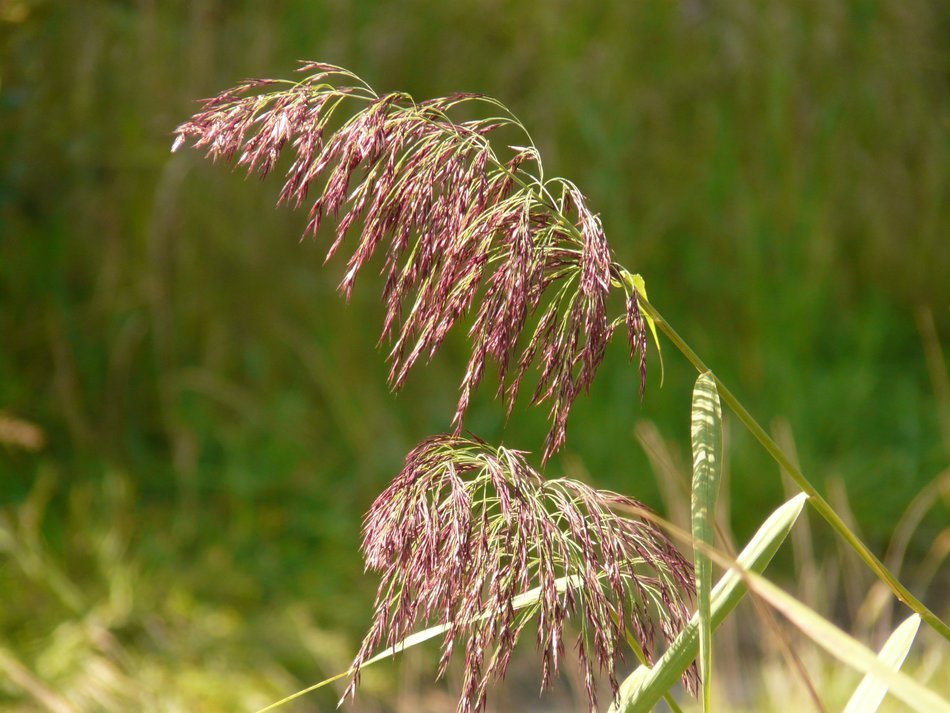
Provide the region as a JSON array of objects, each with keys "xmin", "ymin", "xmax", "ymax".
[{"xmin": 1, "ymin": 1, "xmax": 946, "ymax": 710}]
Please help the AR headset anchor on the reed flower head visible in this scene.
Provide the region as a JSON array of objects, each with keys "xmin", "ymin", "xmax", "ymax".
[
  {"xmin": 346, "ymin": 435, "xmax": 696, "ymax": 712},
  {"xmin": 173, "ymin": 63, "xmax": 649, "ymax": 459}
]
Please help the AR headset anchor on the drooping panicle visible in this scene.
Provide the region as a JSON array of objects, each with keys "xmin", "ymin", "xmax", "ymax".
[
  {"xmin": 173, "ymin": 63, "xmax": 651, "ymax": 459},
  {"xmin": 625, "ymin": 288, "xmax": 648, "ymax": 401},
  {"xmin": 346, "ymin": 435, "xmax": 696, "ymax": 713}
]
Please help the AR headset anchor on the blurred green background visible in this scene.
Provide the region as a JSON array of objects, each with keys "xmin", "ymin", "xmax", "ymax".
[{"xmin": 1, "ymin": 0, "xmax": 947, "ymax": 710}]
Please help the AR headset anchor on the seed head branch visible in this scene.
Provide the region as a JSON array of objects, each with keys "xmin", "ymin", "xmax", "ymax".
[{"xmin": 173, "ymin": 62, "xmax": 649, "ymax": 459}]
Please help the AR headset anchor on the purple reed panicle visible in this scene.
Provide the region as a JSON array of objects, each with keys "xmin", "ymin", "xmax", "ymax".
[
  {"xmin": 173, "ymin": 64, "xmax": 691, "ymax": 712},
  {"xmin": 172, "ymin": 63, "xmax": 649, "ymax": 461},
  {"xmin": 345, "ymin": 435, "xmax": 696, "ymax": 713}
]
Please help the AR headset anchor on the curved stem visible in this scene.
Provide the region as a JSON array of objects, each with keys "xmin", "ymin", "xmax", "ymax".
[{"xmin": 637, "ymin": 297, "xmax": 950, "ymax": 642}]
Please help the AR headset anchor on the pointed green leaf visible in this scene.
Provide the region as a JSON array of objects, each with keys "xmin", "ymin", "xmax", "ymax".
[
  {"xmin": 690, "ymin": 372, "xmax": 722, "ymax": 712},
  {"xmin": 844, "ymin": 614, "xmax": 921, "ymax": 713},
  {"xmin": 610, "ymin": 493, "xmax": 808, "ymax": 713}
]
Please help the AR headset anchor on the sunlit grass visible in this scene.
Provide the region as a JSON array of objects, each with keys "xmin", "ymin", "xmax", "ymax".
[{"xmin": 1, "ymin": 0, "xmax": 947, "ymax": 710}]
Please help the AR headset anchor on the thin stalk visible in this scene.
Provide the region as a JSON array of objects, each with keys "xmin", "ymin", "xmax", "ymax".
[{"xmin": 637, "ymin": 298, "xmax": 950, "ymax": 642}]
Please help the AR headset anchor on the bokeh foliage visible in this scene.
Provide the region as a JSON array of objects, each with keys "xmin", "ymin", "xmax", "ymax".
[{"xmin": 1, "ymin": 0, "xmax": 947, "ymax": 709}]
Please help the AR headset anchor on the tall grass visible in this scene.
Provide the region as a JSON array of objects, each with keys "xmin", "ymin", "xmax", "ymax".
[
  {"xmin": 167, "ymin": 63, "xmax": 947, "ymax": 711},
  {"xmin": 1, "ymin": 0, "xmax": 947, "ymax": 710}
]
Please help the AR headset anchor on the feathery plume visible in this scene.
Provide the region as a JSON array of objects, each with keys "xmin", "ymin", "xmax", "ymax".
[
  {"xmin": 345, "ymin": 435, "xmax": 696, "ymax": 713},
  {"xmin": 173, "ymin": 63, "xmax": 649, "ymax": 459}
]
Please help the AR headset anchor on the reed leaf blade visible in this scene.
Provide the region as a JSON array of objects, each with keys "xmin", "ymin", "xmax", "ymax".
[
  {"xmin": 843, "ymin": 613, "xmax": 921, "ymax": 713},
  {"xmin": 609, "ymin": 493, "xmax": 807, "ymax": 713},
  {"xmin": 690, "ymin": 372, "xmax": 722, "ymax": 712}
]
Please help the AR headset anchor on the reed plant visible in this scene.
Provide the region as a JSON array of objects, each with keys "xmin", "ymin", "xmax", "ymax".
[{"xmin": 172, "ymin": 63, "xmax": 948, "ymax": 712}]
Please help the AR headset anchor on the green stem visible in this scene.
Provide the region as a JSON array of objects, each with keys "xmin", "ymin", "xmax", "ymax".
[{"xmin": 637, "ymin": 298, "xmax": 950, "ymax": 643}]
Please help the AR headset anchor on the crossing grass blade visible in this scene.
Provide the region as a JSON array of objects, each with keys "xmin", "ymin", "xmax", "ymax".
[
  {"xmin": 252, "ymin": 575, "xmax": 586, "ymax": 713},
  {"xmin": 690, "ymin": 372, "xmax": 722, "ymax": 712},
  {"xmin": 740, "ymin": 575, "xmax": 947, "ymax": 713},
  {"xmin": 843, "ymin": 614, "xmax": 921, "ymax": 713},
  {"xmin": 608, "ymin": 493, "xmax": 808, "ymax": 713}
]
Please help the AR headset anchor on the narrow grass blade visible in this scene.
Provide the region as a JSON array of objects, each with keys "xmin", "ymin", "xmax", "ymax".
[
  {"xmin": 690, "ymin": 372, "xmax": 722, "ymax": 712},
  {"xmin": 843, "ymin": 614, "xmax": 921, "ymax": 713},
  {"xmin": 254, "ymin": 575, "xmax": 585, "ymax": 713},
  {"xmin": 742, "ymin": 575, "xmax": 947, "ymax": 712},
  {"xmin": 609, "ymin": 493, "xmax": 808, "ymax": 713}
]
